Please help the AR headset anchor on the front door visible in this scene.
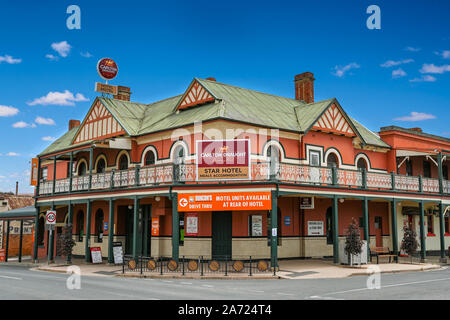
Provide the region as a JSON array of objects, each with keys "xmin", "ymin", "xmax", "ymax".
[
  {"xmin": 212, "ymin": 212, "xmax": 232, "ymax": 260},
  {"xmin": 375, "ymin": 216, "xmax": 383, "ymax": 247}
]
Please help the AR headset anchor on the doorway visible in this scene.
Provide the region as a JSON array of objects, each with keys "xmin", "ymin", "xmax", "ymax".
[
  {"xmin": 212, "ymin": 212, "xmax": 232, "ymax": 260},
  {"xmin": 326, "ymin": 207, "xmax": 333, "ymax": 245},
  {"xmin": 124, "ymin": 204, "xmax": 152, "ymax": 256}
]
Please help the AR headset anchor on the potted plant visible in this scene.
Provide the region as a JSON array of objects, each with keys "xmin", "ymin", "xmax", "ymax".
[
  {"xmin": 344, "ymin": 218, "xmax": 363, "ymax": 266},
  {"xmin": 400, "ymin": 225, "xmax": 419, "ymax": 264},
  {"xmin": 57, "ymin": 224, "xmax": 76, "ymax": 265}
]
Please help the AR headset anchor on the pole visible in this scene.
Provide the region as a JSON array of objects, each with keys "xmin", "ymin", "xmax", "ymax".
[
  {"xmin": 108, "ymin": 199, "xmax": 115, "ymax": 264},
  {"xmin": 172, "ymin": 193, "xmax": 179, "ymax": 262},
  {"xmin": 85, "ymin": 200, "xmax": 92, "ymax": 262},
  {"xmin": 5, "ymin": 220, "xmax": 10, "ymax": 262},
  {"xmin": 419, "ymin": 201, "xmax": 426, "ymax": 262},
  {"xmin": 33, "ymin": 207, "xmax": 40, "ymax": 262},
  {"xmin": 332, "ymin": 196, "xmax": 339, "ymax": 264},
  {"xmin": 18, "ymin": 220, "xmax": 24, "ymax": 263}
]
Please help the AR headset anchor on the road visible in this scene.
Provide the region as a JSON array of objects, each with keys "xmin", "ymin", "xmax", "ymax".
[{"xmin": 0, "ymin": 265, "xmax": 449, "ymax": 300}]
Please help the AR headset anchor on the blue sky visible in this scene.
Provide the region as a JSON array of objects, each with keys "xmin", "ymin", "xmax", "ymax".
[{"xmin": 0, "ymin": 0, "xmax": 449, "ymax": 193}]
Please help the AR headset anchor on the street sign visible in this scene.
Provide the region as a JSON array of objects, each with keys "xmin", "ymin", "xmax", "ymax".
[
  {"xmin": 95, "ymin": 82, "xmax": 118, "ymax": 95},
  {"xmin": 46, "ymin": 211, "xmax": 56, "ymax": 225}
]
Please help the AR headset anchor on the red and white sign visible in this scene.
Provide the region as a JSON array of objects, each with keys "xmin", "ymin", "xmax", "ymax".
[
  {"xmin": 196, "ymin": 139, "xmax": 250, "ymax": 181},
  {"xmin": 90, "ymin": 247, "xmax": 103, "ymax": 264},
  {"xmin": 97, "ymin": 58, "xmax": 118, "ymax": 81},
  {"xmin": 151, "ymin": 218, "xmax": 160, "ymax": 236},
  {"xmin": 178, "ymin": 192, "xmax": 272, "ymax": 212},
  {"xmin": 0, "ymin": 249, "xmax": 5, "ymax": 262},
  {"xmin": 46, "ymin": 210, "xmax": 56, "ymax": 225}
]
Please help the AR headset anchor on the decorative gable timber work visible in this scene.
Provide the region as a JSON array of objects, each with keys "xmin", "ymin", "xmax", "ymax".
[
  {"xmin": 73, "ymin": 100, "xmax": 126, "ymax": 144},
  {"xmin": 312, "ymin": 104, "xmax": 356, "ymax": 136},
  {"xmin": 175, "ymin": 79, "xmax": 215, "ymax": 111}
]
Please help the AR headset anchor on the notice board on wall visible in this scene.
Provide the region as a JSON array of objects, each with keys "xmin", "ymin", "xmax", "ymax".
[
  {"xmin": 251, "ymin": 215, "xmax": 263, "ymax": 236},
  {"xmin": 185, "ymin": 214, "xmax": 198, "ymax": 236}
]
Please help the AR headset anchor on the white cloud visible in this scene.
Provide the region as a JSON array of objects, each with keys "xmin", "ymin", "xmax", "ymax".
[
  {"xmin": 42, "ymin": 136, "xmax": 56, "ymax": 141},
  {"xmin": 0, "ymin": 55, "xmax": 22, "ymax": 64},
  {"xmin": 80, "ymin": 51, "xmax": 93, "ymax": 58},
  {"xmin": 35, "ymin": 116, "xmax": 55, "ymax": 125},
  {"xmin": 435, "ymin": 50, "xmax": 450, "ymax": 59},
  {"xmin": 394, "ymin": 112, "xmax": 436, "ymax": 122},
  {"xmin": 6, "ymin": 152, "xmax": 20, "ymax": 156},
  {"xmin": 392, "ymin": 68, "xmax": 407, "ymax": 78},
  {"xmin": 332, "ymin": 62, "xmax": 360, "ymax": 77},
  {"xmin": 420, "ymin": 63, "xmax": 450, "ymax": 74},
  {"xmin": 380, "ymin": 59, "xmax": 414, "ymax": 68},
  {"xmin": 45, "ymin": 54, "xmax": 59, "ymax": 61},
  {"xmin": 409, "ymin": 75, "xmax": 437, "ymax": 82},
  {"xmin": 51, "ymin": 41, "xmax": 71, "ymax": 57},
  {"xmin": 405, "ymin": 47, "xmax": 421, "ymax": 52},
  {"xmin": 0, "ymin": 105, "xmax": 19, "ymax": 117},
  {"xmin": 12, "ymin": 121, "xmax": 36, "ymax": 128},
  {"xmin": 27, "ymin": 90, "xmax": 89, "ymax": 106}
]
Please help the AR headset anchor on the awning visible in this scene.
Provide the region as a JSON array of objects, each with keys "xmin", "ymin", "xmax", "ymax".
[
  {"xmin": 0, "ymin": 206, "xmax": 36, "ymax": 219},
  {"xmin": 396, "ymin": 150, "xmax": 435, "ymax": 157}
]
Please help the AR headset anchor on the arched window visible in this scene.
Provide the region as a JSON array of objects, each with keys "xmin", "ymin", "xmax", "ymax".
[
  {"xmin": 95, "ymin": 209, "xmax": 104, "ymax": 243},
  {"xmin": 144, "ymin": 150, "xmax": 156, "ymax": 166},
  {"xmin": 267, "ymin": 145, "xmax": 281, "ymax": 177},
  {"xmin": 119, "ymin": 154, "xmax": 128, "ymax": 170},
  {"xmin": 357, "ymin": 158, "xmax": 368, "ymax": 170},
  {"xmin": 173, "ymin": 145, "xmax": 185, "ymax": 165},
  {"xmin": 78, "ymin": 162, "xmax": 87, "ymax": 176},
  {"xmin": 76, "ymin": 210, "xmax": 84, "ymax": 242},
  {"xmin": 96, "ymin": 158, "xmax": 106, "ymax": 173},
  {"xmin": 326, "ymin": 153, "xmax": 339, "ymax": 168},
  {"xmin": 37, "ymin": 216, "xmax": 45, "ymax": 246}
]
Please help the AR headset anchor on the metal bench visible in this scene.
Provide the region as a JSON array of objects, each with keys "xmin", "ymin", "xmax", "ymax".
[{"xmin": 370, "ymin": 246, "xmax": 397, "ymax": 264}]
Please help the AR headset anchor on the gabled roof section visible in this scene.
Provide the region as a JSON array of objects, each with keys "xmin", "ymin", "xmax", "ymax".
[
  {"xmin": 174, "ymin": 79, "xmax": 216, "ymax": 111},
  {"xmin": 72, "ymin": 99, "xmax": 127, "ymax": 144},
  {"xmin": 312, "ymin": 103, "xmax": 356, "ymax": 136}
]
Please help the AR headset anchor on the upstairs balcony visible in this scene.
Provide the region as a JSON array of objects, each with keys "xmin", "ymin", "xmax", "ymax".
[{"xmin": 37, "ymin": 162, "xmax": 450, "ymax": 197}]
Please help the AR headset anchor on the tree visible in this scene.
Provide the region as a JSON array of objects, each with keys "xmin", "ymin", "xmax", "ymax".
[
  {"xmin": 344, "ymin": 218, "xmax": 363, "ymax": 266},
  {"xmin": 400, "ymin": 225, "xmax": 419, "ymax": 263},
  {"xmin": 57, "ymin": 224, "xmax": 76, "ymax": 264}
]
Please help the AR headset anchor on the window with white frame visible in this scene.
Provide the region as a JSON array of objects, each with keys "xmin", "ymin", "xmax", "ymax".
[{"xmin": 309, "ymin": 150, "xmax": 320, "ymax": 167}]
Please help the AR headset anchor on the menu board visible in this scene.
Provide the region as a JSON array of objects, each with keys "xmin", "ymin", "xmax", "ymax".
[
  {"xmin": 185, "ymin": 214, "xmax": 198, "ymax": 236},
  {"xmin": 308, "ymin": 221, "xmax": 324, "ymax": 236},
  {"xmin": 113, "ymin": 242, "xmax": 124, "ymax": 265},
  {"xmin": 251, "ymin": 215, "xmax": 263, "ymax": 236}
]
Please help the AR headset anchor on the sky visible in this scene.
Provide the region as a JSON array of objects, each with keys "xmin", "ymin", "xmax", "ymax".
[{"xmin": 0, "ymin": 0, "xmax": 449, "ymax": 193}]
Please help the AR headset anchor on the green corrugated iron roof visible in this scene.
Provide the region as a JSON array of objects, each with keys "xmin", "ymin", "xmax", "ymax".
[
  {"xmin": 0, "ymin": 206, "xmax": 35, "ymax": 218},
  {"xmin": 39, "ymin": 78, "xmax": 390, "ymax": 156}
]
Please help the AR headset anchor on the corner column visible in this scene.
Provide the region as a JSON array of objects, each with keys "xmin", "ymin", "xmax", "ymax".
[
  {"xmin": 108, "ymin": 199, "xmax": 115, "ymax": 264},
  {"xmin": 332, "ymin": 196, "xmax": 339, "ymax": 264},
  {"xmin": 172, "ymin": 193, "xmax": 179, "ymax": 261},
  {"xmin": 84, "ymin": 200, "xmax": 92, "ymax": 262},
  {"xmin": 419, "ymin": 201, "xmax": 426, "ymax": 262},
  {"xmin": 270, "ymin": 190, "xmax": 278, "ymax": 269},
  {"xmin": 439, "ymin": 202, "xmax": 447, "ymax": 263},
  {"xmin": 66, "ymin": 202, "xmax": 73, "ymax": 264}
]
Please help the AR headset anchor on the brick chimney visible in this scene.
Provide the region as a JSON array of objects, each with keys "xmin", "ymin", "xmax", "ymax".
[
  {"xmin": 69, "ymin": 120, "xmax": 80, "ymax": 131},
  {"xmin": 206, "ymin": 77, "xmax": 216, "ymax": 81},
  {"xmin": 409, "ymin": 127, "xmax": 423, "ymax": 133},
  {"xmin": 114, "ymin": 86, "xmax": 131, "ymax": 101},
  {"xmin": 295, "ymin": 72, "xmax": 315, "ymax": 104}
]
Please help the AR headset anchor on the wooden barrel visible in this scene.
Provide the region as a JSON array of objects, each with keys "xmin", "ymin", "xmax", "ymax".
[
  {"xmin": 188, "ymin": 260, "xmax": 198, "ymax": 271},
  {"xmin": 208, "ymin": 260, "xmax": 220, "ymax": 272},
  {"xmin": 168, "ymin": 259, "xmax": 178, "ymax": 271},
  {"xmin": 128, "ymin": 259, "xmax": 136, "ymax": 270},
  {"xmin": 147, "ymin": 259, "xmax": 157, "ymax": 271},
  {"xmin": 257, "ymin": 260, "xmax": 268, "ymax": 272},
  {"xmin": 232, "ymin": 260, "xmax": 244, "ymax": 272}
]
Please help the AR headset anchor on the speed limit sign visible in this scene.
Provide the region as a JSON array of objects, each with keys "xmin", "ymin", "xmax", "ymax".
[{"xmin": 46, "ymin": 210, "xmax": 56, "ymax": 225}]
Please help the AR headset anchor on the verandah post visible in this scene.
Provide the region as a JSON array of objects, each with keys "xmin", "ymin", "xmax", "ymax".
[
  {"xmin": 419, "ymin": 201, "xmax": 426, "ymax": 262},
  {"xmin": 33, "ymin": 206, "xmax": 40, "ymax": 262},
  {"xmin": 132, "ymin": 196, "xmax": 140, "ymax": 260},
  {"xmin": 172, "ymin": 193, "xmax": 179, "ymax": 262},
  {"xmin": 66, "ymin": 202, "xmax": 73, "ymax": 265},
  {"xmin": 48, "ymin": 203, "xmax": 55, "ymax": 264},
  {"xmin": 363, "ymin": 197, "xmax": 370, "ymax": 258},
  {"xmin": 270, "ymin": 190, "xmax": 278, "ymax": 269},
  {"xmin": 439, "ymin": 202, "xmax": 447, "ymax": 263},
  {"xmin": 85, "ymin": 200, "xmax": 92, "ymax": 262},
  {"xmin": 332, "ymin": 196, "xmax": 339, "ymax": 264},
  {"xmin": 391, "ymin": 199, "xmax": 399, "ymax": 259},
  {"xmin": 108, "ymin": 199, "xmax": 115, "ymax": 264}
]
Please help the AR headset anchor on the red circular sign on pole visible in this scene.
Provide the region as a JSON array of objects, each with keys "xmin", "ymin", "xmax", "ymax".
[
  {"xmin": 97, "ymin": 58, "xmax": 118, "ymax": 81},
  {"xmin": 46, "ymin": 211, "xmax": 56, "ymax": 224}
]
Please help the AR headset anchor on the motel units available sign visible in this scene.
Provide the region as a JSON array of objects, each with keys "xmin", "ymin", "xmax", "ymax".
[
  {"xmin": 197, "ymin": 139, "xmax": 250, "ymax": 181},
  {"xmin": 178, "ymin": 192, "xmax": 272, "ymax": 212}
]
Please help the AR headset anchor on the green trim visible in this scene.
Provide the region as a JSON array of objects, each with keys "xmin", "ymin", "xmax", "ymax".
[
  {"xmin": 391, "ymin": 199, "xmax": 398, "ymax": 255},
  {"xmin": 363, "ymin": 197, "xmax": 370, "ymax": 258},
  {"xmin": 108, "ymin": 199, "xmax": 115, "ymax": 264},
  {"xmin": 332, "ymin": 196, "xmax": 339, "ymax": 264},
  {"xmin": 419, "ymin": 201, "xmax": 426, "ymax": 260},
  {"xmin": 439, "ymin": 203, "xmax": 446, "ymax": 259},
  {"xmin": 270, "ymin": 190, "xmax": 278, "ymax": 268},
  {"xmin": 132, "ymin": 197, "xmax": 139, "ymax": 260},
  {"xmin": 172, "ymin": 193, "xmax": 179, "ymax": 261},
  {"xmin": 85, "ymin": 201, "xmax": 92, "ymax": 262}
]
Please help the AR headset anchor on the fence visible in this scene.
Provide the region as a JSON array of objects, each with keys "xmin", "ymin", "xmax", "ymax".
[{"xmin": 122, "ymin": 255, "xmax": 274, "ymax": 277}]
